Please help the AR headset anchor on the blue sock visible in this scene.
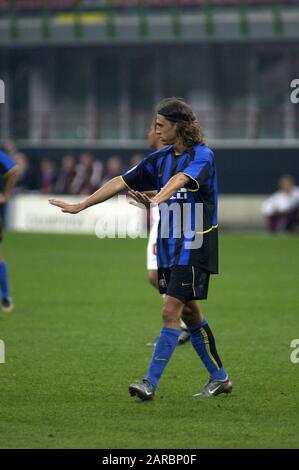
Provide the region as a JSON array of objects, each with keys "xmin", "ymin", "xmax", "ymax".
[
  {"xmin": 189, "ymin": 319, "xmax": 228, "ymax": 381},
  {"xmin": 0, "ymin": 260, "xmax": 10, "ymax": 300},
  {"xmin": 146, "ymin": 327, "xmax": 180, "ymax": 389}
]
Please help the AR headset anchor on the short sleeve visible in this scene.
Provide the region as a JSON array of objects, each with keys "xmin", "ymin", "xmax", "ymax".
[
  {"xmin": 0, "ymin": 151, "xmax": 16, "ymax": 176},
  {"xmin": 121, "ymin": 159, "xmax": 157, "ymax": 192},
  {"xmin": 183, "ymin": 146, "xmax": 212, "ymax": 191}
]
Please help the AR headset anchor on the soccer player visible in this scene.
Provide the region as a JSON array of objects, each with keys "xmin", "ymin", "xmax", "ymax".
[
  {"xmin": 0, "ymin": 149, "xmax": 18, "ymax": 312},
  {"xmin": 146, "ymin": 122, "xmax": 190, "ymax": 345},
  {"xmin": 49, "ymin": 97, "xmax": 232, "ymax": 399}
]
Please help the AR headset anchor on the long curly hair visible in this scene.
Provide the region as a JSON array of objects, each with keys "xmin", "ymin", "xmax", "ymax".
[{"xmin": 156, "ymin": 97, "xmax": 207, "ymax": 147}]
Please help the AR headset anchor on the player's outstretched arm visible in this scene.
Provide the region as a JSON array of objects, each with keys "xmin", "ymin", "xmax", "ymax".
[
  {"xmin": 49, "ymin": 176, "xmax": 126, "ymax": 214},
  {"xmin": 128, "ymin": 174, "xmax": 189, "ymax": 208},
  {"xmin": 153, "ymin": 173, "xmax": 190, "ymax": 204}
]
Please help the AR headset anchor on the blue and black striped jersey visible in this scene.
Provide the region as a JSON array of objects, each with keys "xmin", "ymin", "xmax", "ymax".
[
  {"xmin": 122, "ymin": 144, "xmax": 218, "ymax": 273},
  {"xmin": 0, "ymin": 151, "xmax": 16, "ymax": 176}
]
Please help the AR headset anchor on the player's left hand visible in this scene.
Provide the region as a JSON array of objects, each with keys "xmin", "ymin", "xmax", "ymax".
[{"xmin": 48, "ymin": 198, "xmax": 83, "ymax": 214}]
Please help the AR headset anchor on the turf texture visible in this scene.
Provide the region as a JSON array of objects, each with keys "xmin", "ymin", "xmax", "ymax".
[{"xmin": 0, "ymin": 232, "xmax": 298, "ymax": 449}]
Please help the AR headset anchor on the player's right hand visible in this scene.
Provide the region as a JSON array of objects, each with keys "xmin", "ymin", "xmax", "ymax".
[{"xmin": 48, "ymin": 198, "xmax": 83, "ymax": 214}]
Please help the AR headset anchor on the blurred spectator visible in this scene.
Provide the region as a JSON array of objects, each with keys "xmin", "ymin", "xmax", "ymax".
[
  {"xmin": 3, "ymin": 139, "xmax": 18, "ymax": 158},
  {"xmin": 90, "ymin": 159, "xmax": 104, "ymax": 193},
  {"xmin": 14, "ymin": 152, "xmax": 37, "ymax": 192},
  {"xmin": 39, "ymin": 158, "xmax": 57, "ymax": 194},
  {"xmin": 71, "ymin": 152, "xmax": 103, "ymax": 195},
  {"xmin": 55, "ymin": 153, "xmax": 76, "ymax": 194},
  {"xmin": 102, "ymin": 155, "xmax": 124, "ymax": 185},
  {"xmin": 261, "ymin": 175, "xmax": 299, "ymax": 233},
  {"xmin": 130, "ymin": 153, "xmax": 144, "ymax": 168}
]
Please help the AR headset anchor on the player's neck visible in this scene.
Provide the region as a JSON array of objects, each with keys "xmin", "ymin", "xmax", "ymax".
[{"xmin": 173, "ymin": 141, "xmax": 187, "ymax": 156}]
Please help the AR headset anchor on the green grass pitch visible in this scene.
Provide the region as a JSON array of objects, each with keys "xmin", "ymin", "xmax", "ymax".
[{"xmin": 0, "ymin": 232, "xmax": 299, "ymax": 449}]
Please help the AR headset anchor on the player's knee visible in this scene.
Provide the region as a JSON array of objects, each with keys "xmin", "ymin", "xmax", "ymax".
[
  {"xmin": 182, "ymin": 302, "xmax": 204, "ymax": 327},
  {"xmin": 162, "ymin": 305, "xmax": 176, "ymax": 324},
  {"xmin": 182, "ymin": 305, "xmax": 192, "ymax": 318},
  {"xmin": 180, "ymin": 305, "xmax": 191, "ymax": 323},
  {"xmin": 162, "ymin": 300, "xmax": 181, "ymax": 324}
]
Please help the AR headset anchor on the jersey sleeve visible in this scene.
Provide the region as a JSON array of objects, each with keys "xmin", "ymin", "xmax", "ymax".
[
  {"xmin": 0, "ymin": 151, "xmax": 17, "ymax": 176},
  {"xmin": 183, "ymin": 146, "xmax": 212, "ymax": 191},
  {"xmin": 121, "ymin": 159, "xmax": 157, "ymax": 192}
]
